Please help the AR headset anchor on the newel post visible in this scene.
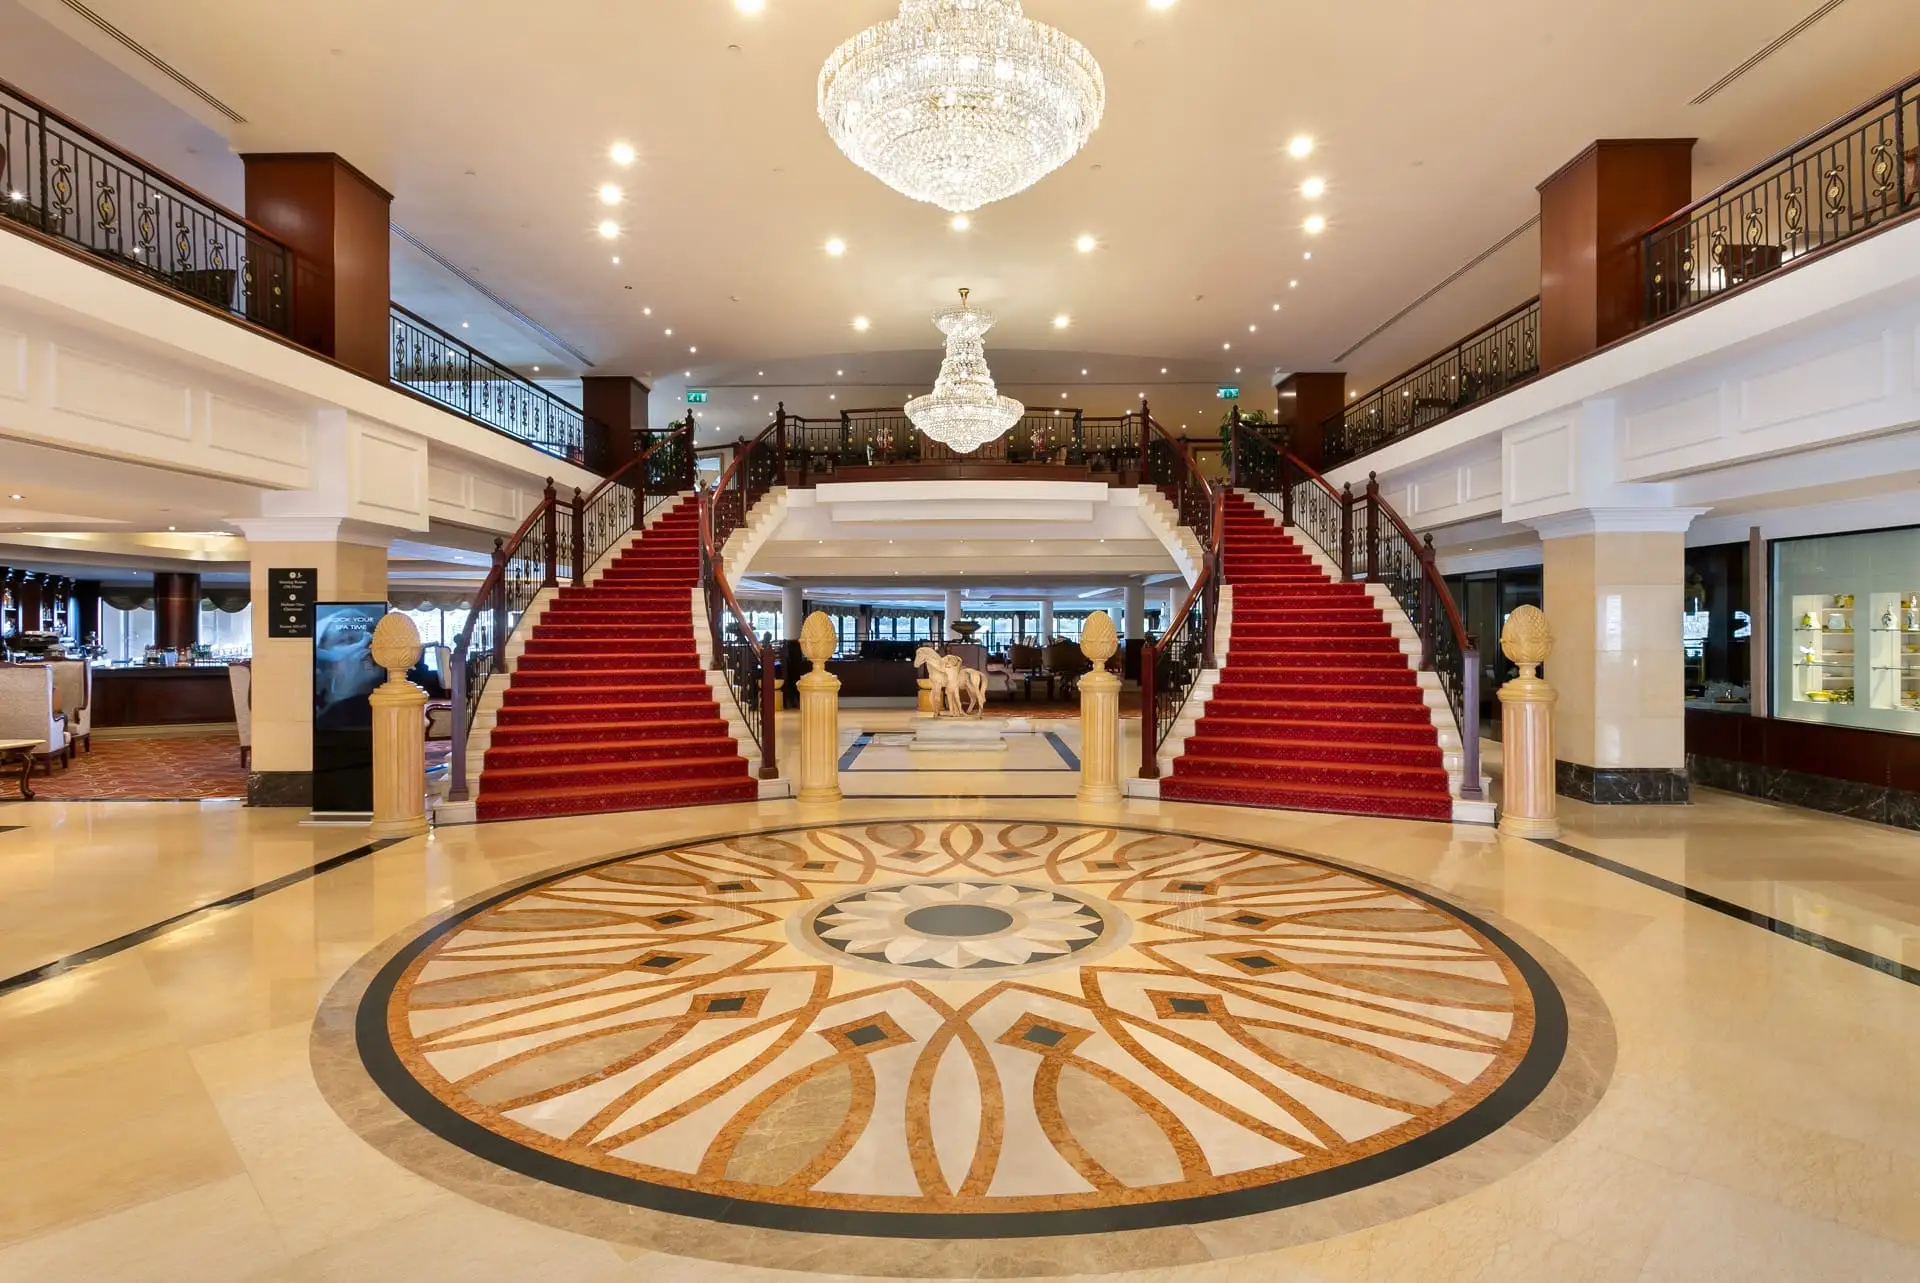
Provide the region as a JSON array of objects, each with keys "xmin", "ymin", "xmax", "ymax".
[
  {"xmin": 1418, "ymin": 534, "xmax": 1437, "ymax": 670},
  {"xmin": 1138, "ymin": 640, "xmax": 1160, "ymax": 780},
  {"xmin": 1365, "ymin": 472, "xmax": 1381, "ymax": 582},
  {"xmin": 571, "ymin": 486, "xmax": 586, "ymax": 586},
  {"xmin": 1228, "ymin": 405, "xmax": 1243, "ymax": 490},
  {"xmin": 775, "ymin": 403, "xmax": 789, "ymax": 479},
  {"xmin": 489, "ymin": 537, "xmax": 508, "ymax": 669},
  {"xmin": 540, "ymin": 477, "xmax": 559, "ymax": 588},
  {"xmin": 1339, "ymin": 484, "xmax": 1354, "ymax": 581}
]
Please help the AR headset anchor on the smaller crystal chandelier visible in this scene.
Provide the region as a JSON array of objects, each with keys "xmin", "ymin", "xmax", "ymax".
[{"xmin": 905, "ymin": 290, "xmax": 1024, "ymax": 455}]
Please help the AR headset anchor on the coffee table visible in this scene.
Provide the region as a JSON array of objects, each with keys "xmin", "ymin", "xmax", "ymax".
[{"xmin": 0, "ymin": 739, "xmax": 38, "ymax": 800}]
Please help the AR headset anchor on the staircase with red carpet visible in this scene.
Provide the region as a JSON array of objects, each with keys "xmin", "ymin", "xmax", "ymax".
[
  {"xmin": 473, "ymin": 498, "xmax": 758, "ymax": 822},
  {"xmin": 1157, "ymin": 491, "xmax": 1457, "ymax": 821}
]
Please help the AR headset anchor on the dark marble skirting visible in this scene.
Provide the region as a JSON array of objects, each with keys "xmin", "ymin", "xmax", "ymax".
[
  {"xmin": 1556, "ymin": 761, "xmax": 1690, "ymax": 805},
  {"xmin": 247, "ymin": 770, "xmax": 313, "ymax": 807},
  {"xmin": 1688, "ymin": 754, "xmax": 1920, "ymax": 833}
]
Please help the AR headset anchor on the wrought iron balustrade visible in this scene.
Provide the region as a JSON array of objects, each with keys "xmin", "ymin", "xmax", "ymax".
[
  {"xmin": 1322, "ymin": 299, "xmax": 1540, "ymax": 468},
  {"xmin": 0, "ymin": 76, "xmax": 305, "ymax": 336},
  {"xmin": 389, "ymin": 304, "xmax": 590, "ymax": 465},
  {"xmin": 700, "ymin": 418, "xmax": 780, "ymax": 779},
  {"xmin": 1645, "ymin": 72, "xmax": 1920, "ymax": 324},
  {"xmin": 786, "ymin": 405, "xmax": 1146, "ymax": 480},
  {"xmin": 1137, "ymin": 415, "xmax": 1223, "ymax": 780}
]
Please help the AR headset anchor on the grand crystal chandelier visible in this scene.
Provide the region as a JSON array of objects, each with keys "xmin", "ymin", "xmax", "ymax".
[
  {"xmin": 906, "ymin": 290, "xmax": 1024, "ymax": 454},
  {"xmin": 817, "ymin": 0, "xmax": 1106, "ymax": 214}
]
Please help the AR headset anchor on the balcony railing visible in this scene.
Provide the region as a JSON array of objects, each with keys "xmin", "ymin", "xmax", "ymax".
[
  {"xmin": 389, "ymin": 304, "xmax": 588, "ymax": 465},
  {"xmin": 785, "ymin": 405, "xmax": 1147, "ymax": 480},
  {"xmin": 1646, "ymin": 72, "xmax": 1920, "ymax": 324},
  {"xmin": 1321, "ymin": 299, "xmax": 1540, "ymax": 468},
  {"xmin": 0, "ymin": 76, "xmax": 305, "ymax": 337}
]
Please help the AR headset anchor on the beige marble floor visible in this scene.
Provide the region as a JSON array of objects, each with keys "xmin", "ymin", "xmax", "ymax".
[{"xmin": 1, "ymin": 788, "xmax": 1917, "ymax": 1281}]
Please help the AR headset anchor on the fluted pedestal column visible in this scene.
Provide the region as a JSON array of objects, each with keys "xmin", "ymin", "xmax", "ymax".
[
  {"xmin": 1496, "ymin": 605, "xmax": 1559, "ymax": 839},
  {"xmin": 797, "ymin": 612, "xmax": 843, "ymax": 804},
  {"xmin": 369, "ymin": 613, "xmax": 428, "ymax": 839},
  {"xmin": 1076, "ymin": 611, "xmax": 1122, "ymax": 804}
]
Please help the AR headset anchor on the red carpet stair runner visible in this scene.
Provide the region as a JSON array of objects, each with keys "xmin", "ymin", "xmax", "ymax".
[
  {"xmin": 1159, "ymin": 491, "xmax": 1455, "ymax": 821},
  {"xmin": 475, "ymin": 499, "xmax": 758, "ymax": 821}
]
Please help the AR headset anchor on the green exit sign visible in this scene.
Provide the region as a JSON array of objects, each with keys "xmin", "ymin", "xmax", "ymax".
[
  {"xmin": 1216, "ymin": 386, "xmax": 1241, "ymax": 401},
  {"xmin": 685, "ymin": 389, "xmax": 710, "ymax": 404}
]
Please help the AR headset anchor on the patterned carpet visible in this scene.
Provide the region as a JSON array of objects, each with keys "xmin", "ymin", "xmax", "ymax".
[{"xmin": 21, "ymin": 735, "xmax": 248, "ymax": 801}]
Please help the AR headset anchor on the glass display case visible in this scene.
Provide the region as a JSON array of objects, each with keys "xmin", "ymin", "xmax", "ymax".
[{"xmin": 1773, "ymin": 527, "xmax": 1920, "ymax": 734}]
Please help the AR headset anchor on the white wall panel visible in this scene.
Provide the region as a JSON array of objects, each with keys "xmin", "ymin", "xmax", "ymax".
[
  {"xmin": 203, "ymin": 393, "xmax": 309, "ymax": 477},
  {"xmin": 1504, "ymin": 419, "xmax": 1574, "ymax": 507},
  {"xmin": 1737, "ymin": 332, "xmax": 1892, "ymax": 433},
  {"xmin": 49, "ymin": 348, "xmax": 191, "ymax": 440},
  {"xmin": 1621, "ymin": 388, "xmax": 1723, "ymax": 461},
  {"xmin": 0, "ymin": 327, "xmax": 26, "ymax": 403}
]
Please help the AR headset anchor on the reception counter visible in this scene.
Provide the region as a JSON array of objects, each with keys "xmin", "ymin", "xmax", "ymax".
[{"xmin": 93, "ymin": 665, "xmax": 239, "ymax": 728}]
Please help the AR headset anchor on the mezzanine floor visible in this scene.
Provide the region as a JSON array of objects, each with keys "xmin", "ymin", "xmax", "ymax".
[{"xmin": 0, "ymin": 777, "xmax": 1916, "ymax": 1282}]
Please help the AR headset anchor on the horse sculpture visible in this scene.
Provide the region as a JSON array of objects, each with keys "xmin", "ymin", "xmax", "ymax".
[{"xmin": 914, "ymin": 645, "xmax": 988, "ymax": 718}]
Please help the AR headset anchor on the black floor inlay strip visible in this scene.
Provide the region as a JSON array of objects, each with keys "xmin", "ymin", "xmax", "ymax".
[
  {"xmin": 1534, "ymin": 838, "xmax": 1919, "ymax": 987},
  {"xmin": 0, "ymin": 838, "xmax": 400, "ymax": 999},
  {"xmin": 1043, "ymin": 731, "xmax": 1080, "ymax": 770},
  {"xmin": 838, "ymin": 733, "xmax": 874, "ymax": 771}
]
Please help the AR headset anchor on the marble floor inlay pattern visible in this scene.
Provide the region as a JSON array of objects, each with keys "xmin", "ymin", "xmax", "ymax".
[{"xmin": 327, "ymin": 821, "xmax": 1597, "ymax": 1255}]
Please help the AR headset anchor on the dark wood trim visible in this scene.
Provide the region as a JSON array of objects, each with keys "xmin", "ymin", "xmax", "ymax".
[
  {"xmin": 236, "ymin": 150, "xmax": 395, "ymax": 203},
  {"xmin": 1686, "ymin": 708, "xmax": 1920, "ymax": 791}
]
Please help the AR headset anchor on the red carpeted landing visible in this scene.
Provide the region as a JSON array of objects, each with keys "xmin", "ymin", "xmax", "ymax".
[
  {"xmin": 476, "ymin": 500, "xmax": 757, "ymax": 822},
  {"xmin": 1158, "ymin": 491, "xmax": 1453, "ymax": 822}
]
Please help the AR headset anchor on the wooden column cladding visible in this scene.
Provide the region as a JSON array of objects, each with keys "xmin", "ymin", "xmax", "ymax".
[
  {"xmin": 240, "ymin": 153, "xmax": 395, "ymax": 379},
  {"xmin": 152, "ymin": 572, "xmax": 201, "ymax": 651},
  {"xmin": 1273, "ymin": 372, "xmax": 1346, "ymax": 471},
  {"xmin": 581, "ymin": 376, "xmax": 652, "ymax": 476},
  {"xmin": 1537, "ymin": 139, "xmax": 1694, "ymax": 372}
]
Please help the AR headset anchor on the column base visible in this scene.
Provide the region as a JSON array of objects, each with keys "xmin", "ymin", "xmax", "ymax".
[
  {"xmin": 1498, "ymin": 812, "xmax": 1562, "ymax": 839},
  {"xmin": 247, "ymin": 771, "xmax": 312, "ymax": 807},
  {"xmin": 1555, "ymin": 761, "xmax": 1689, "ymax": 805}
]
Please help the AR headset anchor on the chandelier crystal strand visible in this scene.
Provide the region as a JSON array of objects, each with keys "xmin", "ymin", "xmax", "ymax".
[
  {"xmin": 906, "ymin": 289, "xmax": 1024, "ymax": 454},
  {"xmin": 818, "ymin": 0, "xmax": 1106, "ymax": 213}
]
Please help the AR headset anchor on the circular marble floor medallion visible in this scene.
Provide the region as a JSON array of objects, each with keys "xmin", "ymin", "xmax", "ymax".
[{"xmin": 323, "ymin": 820, "xmax": 1611, "ymax": 1267}]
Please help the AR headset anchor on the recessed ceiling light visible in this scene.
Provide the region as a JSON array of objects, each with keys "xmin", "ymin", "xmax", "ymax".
[
  {"xmin": 689, "ymin": 346, "xmax": 698, "ymax": 353},
  {"xmin": 1349, "ymin": 391, "xmax": 1358, "ymax": 400},
  {"xmin": 852, "ymin": 316, "xmax": 870, "ymax": 331},
  {"xmin": 597, "ymin": 220, "xmax": 619, "ymax": 239},
  {"xmin": 837, "ymin": 369, "xmax": 844, "ymax": 376},
  {"xmin": 1235, "ymin": 367, "xmax": 1242, "ymax": 374},
  {"xmin": 598, "ymin": 183, "xmax": 622, "ymax": 205},
  {"xmin": 611, "ymin": 255, "xmax": 621, "ymax": 265},
  {"xmin": 734, "ymin": 0, "xmax": 765, "ymax": 12},
  {"xmin": 1287, "ymin": 134, "xmax": 1314, "ymax": 159},
  {"xmin": 1248, "ymin": 325, "xmax": 1257, "ymax": 333},
  {"xmin": 641, "ymin": 305, "xmax": 650, "ymax": 314},
  {"xmin": 1149, "ymin": 0, "xmax": 1178, "ymax": 8},
  {"xmin": 830, "ymin": 393, "xmax": 837, "ymax": 400},
  {"xmin": 1053, "ymin": 315, "xmax": 1070, "ymax": 329},
  {"xmin": 1160, "ymin": 367, "xmax": 1167, "ymax": 374},
  {"xmin": 168, "ymin": 525, "xmax": 176, "ymax": 531},
  {"xmin": 685, "ymin": 370, "xmax": 692, "ymax": 376},
  {"xmin": 1061, "ymin": 392, "xmax": 1068, "ymax": 399},
  {"xmin": 532, "ymin": 365, "xmax": 540, "ymax": 372},
  {"xmin": 1304, "ymin": 214, "xmax": 1327, "ymax": 235},
  {"xmin": 460, "ymin": 321, "xmax": 469, "ymax": 328},
  {"xmin": 610, "ymin": 141, "xmax": 636, "ymax": 166},
  {"xmin": 1289, "ymin": 279, "xmax": 1298, "ymax": 288},
  {"xmin": 753, "ymin": 394, "xmax": 760, "ymax": 400},
  {"xmin": 1301, "ymin": 176, "xmax": 1326, "ymax": 199},
  {"xmin": 1303, "ymin": 251, "xmax": 1313, "ymax": 260},
  {"xmin": 825, "ymin": 237, "xmax": 847, "ymax": 256},
  {"xmin": 951, "ymin": 213, "xmax": 971, "ymax": 231},
  {"xmin": 758, "ymin": 370, "xmax": 765, "ymax": 376},
  {"xmin": 665, "ymin": 328, "xmax": 674, "ymax": 336},
  {"xmin": 1075, "ymin": 233, "xmax": 1097, "ymax": 253},
  {"xmin": 1223, "ymin": 343, "xmax": 1232, "ymax": 350},
  {"xmin": 1081, "ymin": 368, "xmax": 1089, "ymax": 375},
  {"xmin": 7, "ymin": 494, "xmax": 21, "ymax": 500}
]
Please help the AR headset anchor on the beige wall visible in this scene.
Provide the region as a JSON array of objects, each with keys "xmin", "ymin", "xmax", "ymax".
[
  {"xmin": 1541, "ymin": 531, "xmax": 1685, "ymax": 770},
  {"xmin": 247, "ymin": 541, "xmax": 389, "ymax": 774}
]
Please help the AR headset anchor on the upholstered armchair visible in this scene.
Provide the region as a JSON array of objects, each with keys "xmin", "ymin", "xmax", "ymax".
[
  {"xmin": 228, "ymin": 661, "xmax": 252, "ymax": 768},
  {"xmin": 48, "ymin": 659, "xmax": 92, "ymax": 759},
  {"xmin": 0, "ymin": 664, "xmax": 71, "ymax": 775}
]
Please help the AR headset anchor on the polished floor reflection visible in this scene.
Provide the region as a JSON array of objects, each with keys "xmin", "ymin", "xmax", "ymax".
[{"xmin": 0, "ymin": 784, "xmax": 1917, "ymax": 1280}]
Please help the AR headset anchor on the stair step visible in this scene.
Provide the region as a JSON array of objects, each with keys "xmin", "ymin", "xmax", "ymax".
[
  {"xmin": 488, "ymin": 718, "xmax": 731, "ymax": 746},
  {"xmin": 481, "ymin": 754, "xmax": 750, "ymax": 792},
  {"xmin": 1180, "ymin": 736, "xmax": 1442, "ymax": 766},
  {"xmin": 485, "ymin": 735, "xmax": 740, "ymax": 769},
  {"xmin": 494, "ymin": 701, "xmax": 723, "ymax": 727},
  {"xmin": 1159, "ymin": 776, "xmax": 1452, "ymax": 823},
  {"xmin": 476, "ymin": 775, "xmax": 760, "ymax": 823},
  {"xmin": 1172, "ymin": 755, "xmax": 1449, "ymax": 792},
  {"xmin": 1201, "ymin": 698, "xmax": 1432, "ymax": 722}
]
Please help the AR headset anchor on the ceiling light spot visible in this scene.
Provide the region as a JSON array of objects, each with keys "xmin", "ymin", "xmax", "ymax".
[
  {"xmin": 1222, "ymin": 342, "xmax": 1232, "ymax": 350},
  {"xmin": 460, "ymin": 321, "xmax": 469, "ymax": 328},
  {"xmin": 950, "ymin": 213, "xmax": 970, "ymax": 231},
  {"xmin": 1303, "ymin": 214, "xmax": 1327, "ymax": 235},
  {"xmin": 7, "ymin": 494, "xmax": 21, "ymax": 500},
  {"xmin": 1160, "ymin": 367, "xmax": 1167, "ymax": 374},
  {"xmin": 1301, "ymin": 176, "xmax": 1327, "ymax": 199},
  {"xmin": 825, "ymin": 237, "xmax": 847, "ymax": 256},
  {"xmin": 1149, "ymin": 0, "xmax": 1178, "ymax": 8},
  {"xmin": 665, "ymin": 328, "xmax": 674, "ymax": 336},
  {"xmin": 610, "ymin": 141, "xmax": 636, "ymax": 166},
  {"xmin": 597, "ymin": 183, "xmax": 622, "ymax": 205},
  {"xmin": 1075, "ymin": 233, "xmax": 1097, "ymax": 253},
  {"xmin": 734, "ymin": 0, "xmax": 765, "ymax": 12},
  {"xmin": 689, "ymin": 346, "xmax": 698, "ymax": 353},
  {"xmin": 1248, "ymin": 324, "xmax": 1257, "ymax": 333},
  {"xmin": 836, "ymin": 369, "xmax": 844, "ymax": 376},
  {"xmin": 1303, "ymin": 251, "xmax": 1313, "ymax": 260},
  {"xmin": 611, "ymin": 255, "xmax": 621, "ymax": 264},
  {"xmin": 1287, "ymin": 134, "xmax": 1314, "ymax": 159},
  {"xmin": 1081, "ymin": 368, "xmax": 1088, "ymax": 375},
  {"xmin": 597, "ymin": 219, "xmax": 620, "ymax": 239},
  {"xmin": 1053, "ymin": 314, "xmax": 1070, "ymax": 329},
  {"xmin": 852, "ymin": 316, "xmax": 870, "ymax": 331},
  {"xmin": 532, "ymin": 365, "xmax": 540, "ymax": 372},
  {"xmin": 1289, "ymin": 279, "xmax": 1298, "ymax": 288}
]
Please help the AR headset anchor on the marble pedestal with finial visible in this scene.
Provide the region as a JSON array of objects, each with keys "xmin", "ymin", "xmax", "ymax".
[
  {"xmin": 1497, "ymin": 604, "xmax": 1558, "ymax": 839},
  {"xmin": 369, "ymin": 611, "xmax": 429, "ymax": 840},
  {"xmin": 797, "ymin": 612, "xmax": 843, "ymax": 804}
]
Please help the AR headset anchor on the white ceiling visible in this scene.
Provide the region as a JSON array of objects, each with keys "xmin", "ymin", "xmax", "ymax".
[{"xmin": 8, "ymin": 0, "xmax": 1919, "ymax": 435}]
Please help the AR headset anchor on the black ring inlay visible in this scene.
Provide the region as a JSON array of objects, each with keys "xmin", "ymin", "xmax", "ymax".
[{"xmin": 353, "ymin": 820, "xmax": 1573, "ymax": 1239}]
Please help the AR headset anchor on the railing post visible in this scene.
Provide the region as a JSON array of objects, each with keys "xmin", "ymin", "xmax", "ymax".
[
  {"xmin": 759, "ymin": 649, "xmax": 779, "ymax": 779},
  {"xmin": 1281, "ymin": 450, "xmax": 1295, "ymax": 526},
  {"xmin": 540, "ymin": 478, "xmax": 558, "ymax": 588},
  {"xmin": 448, "ymin": 652, "xmax": 470, "ymax": 803},
  {"xmin": 775, "ymin": 404, "xmax": 788, "ymax": 481},
  {"xmin": 489, "ymin": 538, "xmax": 508, "ymax": 670},
  {"xmin": 1339, "ymin": 483, "xmax": 1354, "ymax": 581},
  {"xmin": 1461, "ymin": 646, "xmax": 1484, "ymax": 802},
  {"xmin": 1365, "ymin": 472, "xmax": 1381, "ymax": 581},
  {"xmin": 1139, "ymin": 640, "xmax": 1160, "ymax": 779},
  {"xmin": 571, "ymin": 486, "xmax": 586, "ymax": 587},
  {"xmin": 1229, "ymin": 405, "xmax": 1242, "ymax": 489},
  {"xmin": 1419, "ymin": 535, "xmax": 1437, "ymax": 671}
]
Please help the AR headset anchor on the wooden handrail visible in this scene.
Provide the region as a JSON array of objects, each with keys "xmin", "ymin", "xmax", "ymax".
[
  {"xmin": 1138, "ymin": 410, "xmax": 1223, "ymax": 780},
  {"xmin": 700, "ymin": 421, "xmax": 782, "ymax": 779},
  {"xmin": 1364, "ymin": 471, "xmax": 1473, "ymax": 657}
]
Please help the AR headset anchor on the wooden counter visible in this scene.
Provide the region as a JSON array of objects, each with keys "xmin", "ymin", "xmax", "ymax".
[{"xmin": 93, "ymin": 665, "xmax": 238, "ymax": 728}]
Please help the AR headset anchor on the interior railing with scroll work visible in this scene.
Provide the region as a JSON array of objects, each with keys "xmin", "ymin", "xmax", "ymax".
[
  {"xmin": 1645, "ymin": 71, "xmax": 1920, "ymax": 324},
  {"xmin": 783, "ymin": 404, "xmax": 1148, "ymax": 480},
  {"xmin": 446, "ymin": 418, "xmax": 697, "ymax": 805},
  {"xmin": 1231, "ymin": 413, "xmax": 1483, "ymax": 804},
  {"xmin": 0, "ymin": 74, "xmax": 312, "ymax": 339},
  {"xmin": 390, "ymin": 304, "xmax": 593, "ymax": 465},
  {"xmin": 1137, "ymin": 415, "xmax": 1224, "ymax": 780},
  {"xmin": 700, "ymin": 420, "xmax": 781, "ymax": 779},
  {"xmin": 1322, "ymin": 299, "xmax": 1540, "ymax": 468}
]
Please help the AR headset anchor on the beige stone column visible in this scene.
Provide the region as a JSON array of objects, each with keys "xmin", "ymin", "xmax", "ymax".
[
  {"xmin": 1537, "ymin": 519, "xmax": 1691, "ymax": 804},
  {"xmin": 1496, "ymin": 606, "xmax": 1559, "ymax": 839},
  {"xmin": 1076, "ymin": 612, "xmax": 1122, "ymax": 804},
  {"xmin": 796, "ymin": 612, "xmax": 843, "ymax": 804},
  {"xmin": 368, "ymin": 612, "xmax": 428, "ymax": 840},
  {"xmin": 233, "ymin": 520, "xmax": 391, "ymax": 806}
]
